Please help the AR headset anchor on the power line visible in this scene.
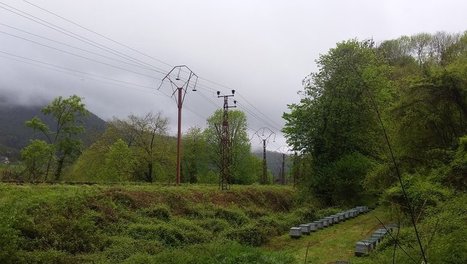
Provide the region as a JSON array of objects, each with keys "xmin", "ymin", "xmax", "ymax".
[
  {"xmin": 237, "ymin": 93, "xmax": 283, "ymax": 130},
  {"xmin": 0, "ymin": 51, "xmax": 210, "ymax": 123},
  {"xmin": 236, "ymin": 102, "xmax": 282, "ymax": 132},
  {"xmin": 0, "ymin": 30, "xmax": 158, "ymax": 79},
  {"xmin": 0, "ymin": 50, "xmax": 158, "ymax": 89},
  {"xmin": 195, "ymin": 88, "xmax": 221, "ymax": 109},
  {"xmin": 193, "ymin": 78, "xmax": 284, "ymax": 132},
  {"xmin": 22, "ymin": 0, "xmax": 174, "ymax": 69},
  {"xmin": 0, "ymin": 23, "xmax": 161, "ymax": 73},
  {"xmin": 0, "ymin": 1, "xmax": 166, "ymax": 74},
  {"xmin": 2, "ymin": 1, "xmax": 284, "ymax": 136}
]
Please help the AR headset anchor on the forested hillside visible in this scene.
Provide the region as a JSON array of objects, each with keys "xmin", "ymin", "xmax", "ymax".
[
  {"xmin": 0, "ymin": 100, "xmax": 106, "ymax": 160},
  {"xmin": 283, "ymin": 31, "xmax": 467, "ymax": 262}
]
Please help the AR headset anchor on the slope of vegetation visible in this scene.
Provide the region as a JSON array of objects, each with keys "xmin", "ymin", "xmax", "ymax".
[
  {"xmin": 284, "ymin": 31, "xmax": 467, "ymax": 263},
  {"xmin": 0, "ymin": 183, "xmax": 320, "ymax": 264}
]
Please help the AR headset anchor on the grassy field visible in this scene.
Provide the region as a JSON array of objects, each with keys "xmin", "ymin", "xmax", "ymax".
[
  {"xmin": 264, "ymin": 208, "xmax": 392, "ymax": 263},
  {"xmin": 1, "ymin": 183, "xmax": 397, "ymax": 263},
  {"xmin": 0, "ymin": 183, "xmax": 307, "ymax": 263}
]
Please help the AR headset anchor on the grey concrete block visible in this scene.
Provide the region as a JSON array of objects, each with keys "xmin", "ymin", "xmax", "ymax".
[
  {"xmin": 320, "ymin": 218, "xmax": 329, "ymax": 227},
  {"xmin": 344, "ymin": 211, "xmax": 350, "ymax": 219},
  {"xmin": 299, "ymin": 224, "xmax": 311, "ymax": 235},
  {"xmin": 332, "ymin": 215, "xmax": 339, "ymax": 223},
  {"xmin": 337, "ymin": 213, "xmax": 345, "ymax": 221},
  {"xmin": 314, "ymin": 220, "xmax": 323, "ymax": 229},
  {"xmin": 355, "ymin": 240, "xmax": 372, "ymax": 256},
  {"xmin": 366, "ymin": 237, "xmax": 378, "ymax": 247},
  {"xmin": 371, "ymin": 233, "xmax": 384, "ymax": 243},
  {"xmin": 308, "ymin": 222, "xmax": 318, "ymax": 232},
  {"xmin": 289, "ymin": 227, "xmax": 302, "ymax": 238}
]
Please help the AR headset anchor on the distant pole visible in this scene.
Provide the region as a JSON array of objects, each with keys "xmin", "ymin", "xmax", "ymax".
[
  {"xmin": 158, "ymin": 65, "xmax": 198, "ymax": 186},
  {"xmin": 253, "ymin": 127, "xmax": 275, "ymax": 184},
  {"xmin": 281, "ymin": 153, "xmax": 286, "ymax": 185},
  {"xmin": 275, "ymin": 145, "xmax": 289, "ymax": 185},
  {"xmin": 176, "ymin": 87, "xmax": 183, "ymax": 185},
  {"xmin": 217, "ymin": 90, "xmax": 236, "ymax": 190},
  {"xmin": 262, "ymin": 139, "xmax": 267, "ymax": 184}
]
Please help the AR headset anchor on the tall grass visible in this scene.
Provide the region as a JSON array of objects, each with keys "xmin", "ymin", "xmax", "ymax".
[{"xmin": 0, "ymin": 183, "xmax": 301, "ymax": 263}]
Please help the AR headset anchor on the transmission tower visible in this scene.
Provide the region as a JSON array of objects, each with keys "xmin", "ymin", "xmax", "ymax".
[
  {"xmin": 253, "ymin": 127, "xmax": 276, "ymax": 184},
  {"xmin": 275, "ymin": 146, "xmax": 289, "ymax": 185},
  {"xmin": 158, "ymin": 65, "xmax": 198, "ymax": 186},
  {"xmin": 217, "ymin": 90, "xmax": 236, "ymax": 190}
]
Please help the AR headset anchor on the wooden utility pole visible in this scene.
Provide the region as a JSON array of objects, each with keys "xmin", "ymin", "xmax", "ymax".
[{"xmin": 158, "ymin": 65, "xmax": 198, "ymax": 185}]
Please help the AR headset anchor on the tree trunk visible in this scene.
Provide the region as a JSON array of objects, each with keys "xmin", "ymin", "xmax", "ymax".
[
  {"xmin": 44, "ymin": 154, "xmax": 53, "ymax": 182},
  {"xmin": 54, "ymin": 156, "xmax": 65, "ymax": 181},
  {"xmin": 146, "ymin": 162, "xmax": 153, "ymax": 182}
]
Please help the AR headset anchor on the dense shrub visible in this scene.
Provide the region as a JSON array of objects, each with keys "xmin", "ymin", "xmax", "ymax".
[
  {"xmin": 214, "ymin": 207, "xmax": 249, "ymax": 226},
  {"xmin": 128, "ymin": 221, "xmax": 209, "ymax": 247},
  {"xmin": 382, "ymin": 175, "xmax": 452, "ymax": 215},
  {"xmin": 142, "ymin": 205, "xmax": 171, "ymax": 221},
  {"xmin": 16, "ymin": 250, "xmax": 74, "ymax": 264},
  {"xmin": 0, "ymin": 184, "xmax": 301, "ymax": 263},
  {"xmin": 103, "ymin": 236, "xmax": 163, "ymax": 262},
  {"xmin": 120, "ymin": 240, "xmax": 296, "ymax": 264},
  {"xmin": 196, "ymin": 218, "xmax": 231, "ymax": 234},
  {"xmin": 225, "ymin": 224, "xmax": 269, "ymax": 246},
  {"xmin": 0, "ymin": 215, "xmax": 20, "ymax": 263},
  {"xmin": 14, "ymin": 199, "xmax": 104, "ymax": 254}
]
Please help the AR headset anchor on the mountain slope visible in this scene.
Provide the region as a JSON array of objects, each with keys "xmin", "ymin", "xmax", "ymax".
[{"xmin": 0, "ymin": 102, "xmax": 106, "ymax": 160}]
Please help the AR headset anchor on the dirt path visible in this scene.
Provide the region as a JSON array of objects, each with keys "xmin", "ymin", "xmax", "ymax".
[{"xmin": 263, "ymin": 208, "xmax": 390, "ymax": 263}]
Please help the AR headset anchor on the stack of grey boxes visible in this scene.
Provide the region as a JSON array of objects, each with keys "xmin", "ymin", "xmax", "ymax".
[
  {"xmin": 354, "ymin": 224, "xmax": 398, "ymax": 256},
  {"xmin": 289, "ymin": 206, "xmax": 370, "ymax": 239}
]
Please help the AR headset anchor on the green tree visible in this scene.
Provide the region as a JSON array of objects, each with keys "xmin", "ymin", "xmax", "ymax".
[
  {"xmin": 25, "ymin": 95, "xmax": 88, "ymax": 181},
  {"xmin": 68, "ymin": 113, "xmax": 175, "ymax": 183},
  {"xmin": 182, "ymin": 127, "xmax": 208, "ymax": 183},
  {"xmin": 392, "ymin": 66, "xmax": 467, "ymax": 165},
  {"xmin": 20, "ymin": 139, "xmax": 54, "ymax": 182},
  {"xmin": 126, "ymin": 113, "xmax": 171, "ymax": 182},
  {"xmin": 283, "ymin": 40, "xmax": 389, "ymax": 205},
  {"xmin": 104, "ymin": 139, "xmax": 135, "ymax": 181},
  {"xmin": 205, "ymin": 110, "xmax": 257, "ymax": 184}
]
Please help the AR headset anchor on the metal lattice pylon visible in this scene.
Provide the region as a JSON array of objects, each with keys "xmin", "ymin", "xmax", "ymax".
[{"xmin": 217, "ymin": 90, "xmax": 236, "ymax": 190}]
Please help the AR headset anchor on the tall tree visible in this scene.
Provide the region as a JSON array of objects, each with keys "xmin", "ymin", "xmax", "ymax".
[
  {"xmin": 103, "ymin": 139, "xmax": 135, "ymax": 182},
  {"xmin": 127, "ymin": 113, "xmax": 169, "ymax": 182},
  {"xmin": 204, "ymin": 109, "xmax": 257, "ymax": 184},
  {"xmin": 283, "ymin": 40, "xmax": 389, "ymax": 205},
  {"xmin": 25, "ymin": 95, "xmax": 88, "ymax": 180},
  {"xmin": 20, "ymin": 139, "xmax": 54, "ymax": 182},
  {"xmin": 182, "ymin": 127, "xmax": 208, "ymax": 183}
]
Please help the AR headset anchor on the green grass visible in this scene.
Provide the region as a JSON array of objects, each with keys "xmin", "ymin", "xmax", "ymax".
[
  {"xmin": 0, "ymin": 183, "xmax": 302, "ymax": 263},
  {"xmin": 263, "ymin": 208, "xmax": 392, "ymax": 263},
  {"xmin": 2, "ymin": 183, "xmax": 413, "ymax": 263}
]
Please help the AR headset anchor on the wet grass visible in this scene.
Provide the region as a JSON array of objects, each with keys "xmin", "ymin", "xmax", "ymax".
[{"xmin": 263, "ymin": 208, "xmax": 392, "ymax": 263}]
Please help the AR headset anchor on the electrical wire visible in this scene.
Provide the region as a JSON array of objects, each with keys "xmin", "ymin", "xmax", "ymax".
[
  {"xmin": 0, "ymin": 51, "xmax": 210, "ymax": 123},
  {"xmin": 0, "ymin": 50, "xmax": 158, "ymax": 89},
  {"xmin": 1, "ymin": 1, "xmax": 286, "ymax": 138},
  {"xmin": 0, "ymin": 1, "xmax": 167, "ymax": 74},
  {"xmin": 0, "ymin": 30, "xmax": 157, "ymax": 79},
  {"xmin": 22, "ymin": 0, "xmax": 174, "ymax": 69},
  {"xmin": 0, "ymin": 22, "xmax": 160, "ymax": 73}
]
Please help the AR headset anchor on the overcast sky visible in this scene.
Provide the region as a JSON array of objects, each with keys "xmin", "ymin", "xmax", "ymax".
[{"xmin": 0, "ymin": 0, "xmax": 466, "ymax": 151}]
